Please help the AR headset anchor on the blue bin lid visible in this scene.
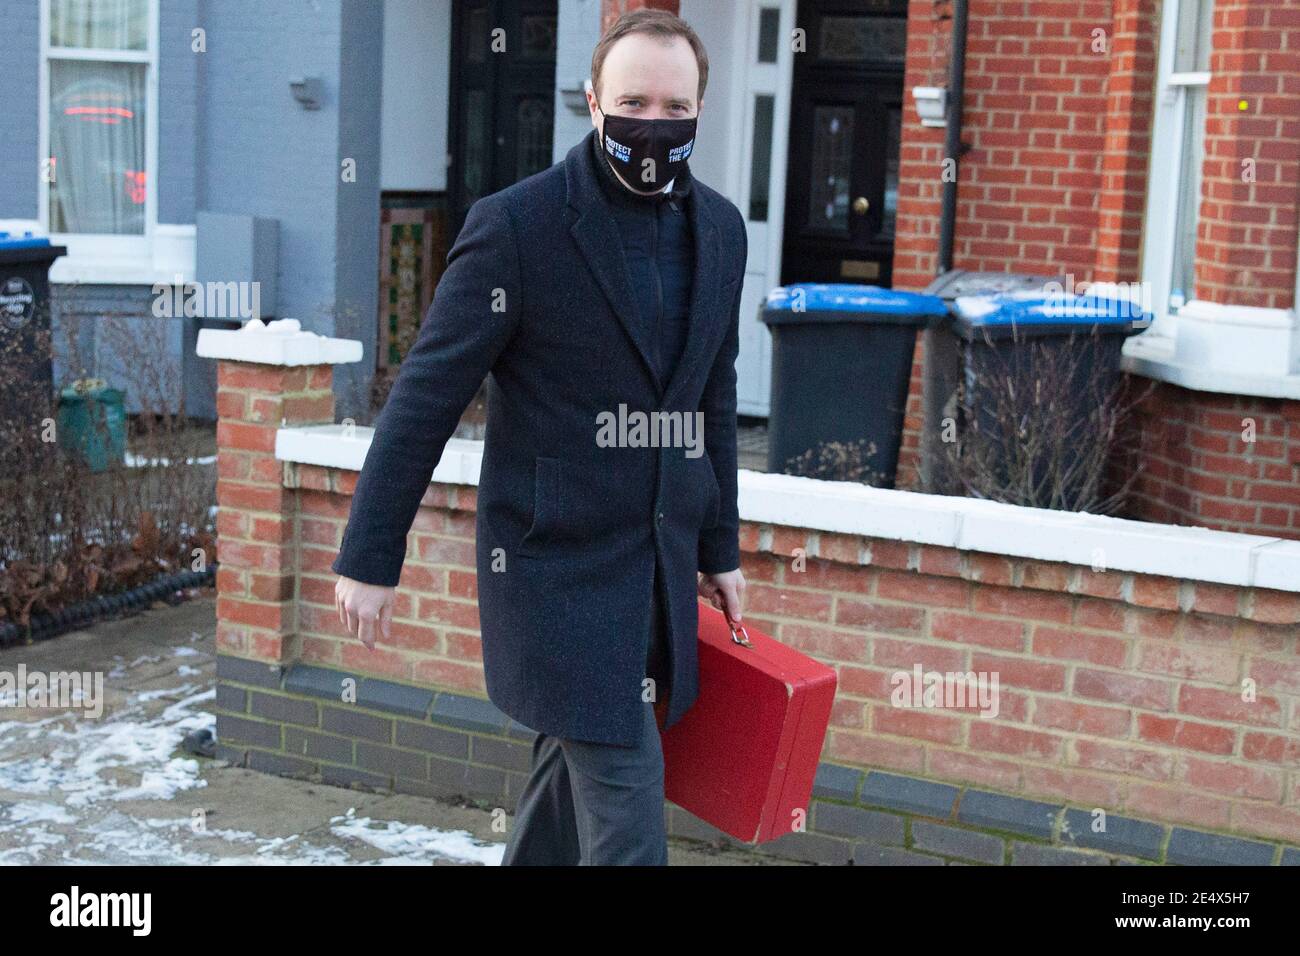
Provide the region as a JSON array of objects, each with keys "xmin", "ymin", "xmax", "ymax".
[
  {"xmin": 0, "ymin": 231, "xmax": 53, "ymax": 251},
  {"xmin": 763, "ymin": 283, "xmax": 948, "ymax": 326},
  {"xmin": 952, "ymin": 289, "xmax": 1152, "ymax": 330}
]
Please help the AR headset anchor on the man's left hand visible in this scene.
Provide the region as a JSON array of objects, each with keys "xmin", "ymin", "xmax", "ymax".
[{"xmin": 698, "ymin": 568, "xmax": 746, "ymax": 624}]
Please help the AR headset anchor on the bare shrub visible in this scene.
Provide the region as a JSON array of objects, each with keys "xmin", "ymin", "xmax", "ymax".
[
  {"xmin": 785, "ymin": 438, "xmax": 891, "ymax": 487},
  {"xmin": 939, "ymin": 325, "xmax": 1155, "ymax": 513},
  {"xmin": 0, "ymin": 305, "xmax": 215, "ymax": 634}
]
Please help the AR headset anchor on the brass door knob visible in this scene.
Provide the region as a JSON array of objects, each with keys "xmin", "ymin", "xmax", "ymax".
[{"xmin": 852, "ymin": 196, "xmax": 870, "ymax": 215}]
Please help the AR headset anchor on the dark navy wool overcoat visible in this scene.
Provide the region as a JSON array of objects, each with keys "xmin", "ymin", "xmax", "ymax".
[{"xmin": 332, "ymin": 130, "xmax": 745, "ymax": 746}]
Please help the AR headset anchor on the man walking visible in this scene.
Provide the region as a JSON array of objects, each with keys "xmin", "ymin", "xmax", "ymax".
[{"xmin": 332, "ymin": 10, "xmax": 746, "ymax": 866}]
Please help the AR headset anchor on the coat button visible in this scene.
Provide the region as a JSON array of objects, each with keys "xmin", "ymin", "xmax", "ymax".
[{"xmin": 656, "ymin": 511, "xmax": 664, "ymax": 525}]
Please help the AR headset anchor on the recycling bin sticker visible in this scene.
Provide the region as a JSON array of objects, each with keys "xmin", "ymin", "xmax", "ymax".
[{"xmin": 0, "ymin": 277, "xmax": 36, "ymax": 330}]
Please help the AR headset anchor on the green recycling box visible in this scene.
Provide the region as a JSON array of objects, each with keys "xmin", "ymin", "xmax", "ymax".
[{"xmin": 57, "ymin": 381, "xmax": 127, "ymax": 473}]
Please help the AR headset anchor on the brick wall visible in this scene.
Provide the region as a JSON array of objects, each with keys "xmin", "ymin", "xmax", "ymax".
[
  {"xmin": 1119, "ymin": 380, "xmax": 1300, "ymax": 539},
  {"xmin": 893, "ymin": 0, "xmax": 1162, "ymax": 488},
  {"xmin": 890, "ymin": 0, "xmax": 1299, "ymax": 490},
  {"xmin": 600, "ymin": 0, "xmax": 680, "ymax": 33},
  {"xmin": 213, "ymin": 361, "xmax": 338, "ymax": 665},
  {"xmin": 1195, "ymin": 0, "xmax": 1300, "ymax": 310},
  {"xmin": 207, "ymin": 351, "xmax": 1300, "ymax": 859}
]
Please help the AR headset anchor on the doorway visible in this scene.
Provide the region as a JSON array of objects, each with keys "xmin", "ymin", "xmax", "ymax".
[
  {"xmin": 780, "ymin": 0, "xmax": 906, "ymax": 287},
  {"xmin": 447, "ymin": 0, "xmax": 559, "ymax": 240}
]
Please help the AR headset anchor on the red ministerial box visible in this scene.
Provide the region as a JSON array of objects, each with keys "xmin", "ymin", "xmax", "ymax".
[{"xmin": 657, "ymin": 603, "xmax": 838, "ymax": 845}]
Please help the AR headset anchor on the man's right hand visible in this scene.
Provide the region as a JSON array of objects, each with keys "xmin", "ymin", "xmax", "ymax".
[{"xmin": 335, "ymin": 576, "xmax": 395, "ymax": 651}]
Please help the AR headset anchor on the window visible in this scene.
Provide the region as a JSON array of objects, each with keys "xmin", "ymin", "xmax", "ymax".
[
  {"xmin": 757, "ymin": 7, "xmax": 780, "ymax": 64},
  {"xmin": 43, "ymin": 0, "xmax": 154, "ymax": 238},
  {"xmin": 748, "ymin": 95, "xmax": 774, "ymax": 221},
  {"xmin": 1141, "ymin": 0, "xmax": 1213, "ymax": 330}
]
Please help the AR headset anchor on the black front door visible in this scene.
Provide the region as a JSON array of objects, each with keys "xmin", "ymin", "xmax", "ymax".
[
  {"xmin": 781, "ymin": 0, "xmax": 906, "ymax": 287},
  {"xmin": 447, "ymin": 0, "xmax": 558, "ymax": 240}
]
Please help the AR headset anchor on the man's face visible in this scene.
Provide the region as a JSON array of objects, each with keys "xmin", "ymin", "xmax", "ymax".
[{"xmin": 587, "ymin": 32, "xmax": 701, "ymax": 193}]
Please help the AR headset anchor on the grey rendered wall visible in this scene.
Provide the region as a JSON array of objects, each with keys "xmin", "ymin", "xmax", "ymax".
[
  {"xmin": 333, "ymin": 0, "xmax": 384, "ymax": 419},
  {"xmin": 0, "ymin": 0, "xmax": 40, "ymax": 220},
  {"xmin": 553, "ymin": 0, "xmax": 602, "ymax": 162},
  {"xmin": 195, "ymin": 0, "xmax": 383, "ymax": 422},
  {"xmin": 159, "ymin": 0, "xmax": 199, "ymax": 224}
]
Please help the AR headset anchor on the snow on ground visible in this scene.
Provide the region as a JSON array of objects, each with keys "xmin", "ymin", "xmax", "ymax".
[{"xmin": 0, "ymin": 644, "xmax": 505, "ymax": 866}]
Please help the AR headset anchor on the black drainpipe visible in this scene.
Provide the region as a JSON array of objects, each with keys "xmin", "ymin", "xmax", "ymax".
[{"xmin": 936, "ymin": 0, "xmax": 969, "ymax": 275}]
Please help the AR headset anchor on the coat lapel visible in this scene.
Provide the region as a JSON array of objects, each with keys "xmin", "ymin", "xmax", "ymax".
[
  {"xmin": 565, "ymin": 136, "xmax": 661, "ymax": 391},
  {"xmin": 564, "ymin": 131, "xmax": 723, "ymax": 405}
]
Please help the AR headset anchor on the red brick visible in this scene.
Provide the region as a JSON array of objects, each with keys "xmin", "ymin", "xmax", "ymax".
[
  {"xmin": 871, "ymin": 705, "xmax": 965, "ymax": 745},
  {"xmin": 217, "ymin": 596, "xmax": 291, "ymax": 631},
  {"xmin": 1182, "ymin": 757, "xmax": 1284, "ymax": 801},
  {"xmin": 972, "ymin": 585, "xmax": 1073, "ymax": 623},
  {"xmin": 917, "ymin": 545, "xmax": 963, "ymax": 577},
  {"xmin": 410, "ymin": 658, "xmax": 486, "ymax": 693},
  {"xmin": 1248, "ymin": 589, "xmax": 1300, "ymax": 624},
  {"xmin": 931, "ymin": 611, "xmax": 1025, "ymax": 650},
  {"xmin": 1073, "ymin": 668, "xmax": 1172, "ymax": 711},
  {"xmin": 1177, "ymin": 685, "xmax": 1284, "ymax": 728},
  {"xmin": 1130, "ymin": 575, "xmax": 1181, "ymax": 611},
  {"xmin": 929, "ymin": 748, "xmax": 1022, "ymax": 791},
  {"xmin": 1021, "ymin": 560, "xmax": 1074, "ymax": 592},
  {"xmin": 217, "ymin": 420, "xmax": 277, "ymax": 454},
  {"xmin": 415, "ymin": 597, "xmax": 481, "ymax": 631},
  {"xmin": 875, "ymin": 568, "xmax": 970, "ymax": 608},
  {"xmin": 871, "ymin": 637, "xmax": 967, "ymax": 673},
  {"xmin": 217, "ymin": 480, "xmax": 286, "ymax": 514},
  {"xmin": 1123, "ymin": 784, "xmax": 1233, "ymax": 832},
  {"xmin": 1032, "ymin": 625, "xmax": 1129, "ymax": 667},
  {"xmin": 1241, "ymin": 731, "xmax": 1300, "ymax": 766},
  {"xmin": 970, "ymin": 652, "xmax": 1067, "ymax": 693},
  {"xmin": 834, "ymin": 599, "xmax": 925, "ymax": 634},
  {"xmin": 1135, "ymin": 640, "xmax": 1240, "ymax": 684},
  {"xmin": 835, "ymin": 665, "xmax": 896, "ymax": 700},
  {"xmin": 778, "ymin": 623, "xmax": 870, "ymax": 665},
  {"xmin": 787, "ymin": 558, "xmax": 870, "ymax": 593},
  {"xmin": 747, "ymin": 582, "xmax": 833, "ymax": 622},
  {"xmin": 442, "ymin": 631, "xmax": 484, "ymax": 662},
  {"xmin": 827, "ymin": 729, "xmax": 925, "ymax": 774},
  {"xmin": 1072, "ymin": 740, "xmax": 1176, "ymax": 781},
  {"xmin": 1136, "ymin": 714, "xmax": 1236, "ymax": 755},
  {"xmin": 964, "ymin": 553, "xmax": 1015, "ymax": 586},
  {"xmin": 1032, "ymin": 698, "xmax": 1131, "ymax": 738},
  {"xmin": 249, "ymin": 572, "xmax": 294, "ymax": 602},
  {"xmin": 866, "ymin": 538, "xmax": 911, "ymax": 570},
  {"xmin": 817, "ymin": 532, "xmax": 866, "ymax": 565},
  {"xmin": 968, "ymin": 722, "xmax": 1064, "ymax": 760}
]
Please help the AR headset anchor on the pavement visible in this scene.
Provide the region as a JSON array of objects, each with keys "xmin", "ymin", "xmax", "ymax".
[{"xmin": 0, "ymin": 595, "xmax": 800, "ymax": 866}]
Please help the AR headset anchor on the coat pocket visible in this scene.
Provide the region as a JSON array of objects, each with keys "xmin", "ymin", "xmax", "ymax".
[{"xmin": 519, "ymin": 456, "xmax": 562, "ymax": 556}]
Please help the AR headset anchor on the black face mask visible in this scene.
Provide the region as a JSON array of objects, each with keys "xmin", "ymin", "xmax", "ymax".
[{"xmin": 596, "ymin": 107, "xmax": 697, "ymax": 193}]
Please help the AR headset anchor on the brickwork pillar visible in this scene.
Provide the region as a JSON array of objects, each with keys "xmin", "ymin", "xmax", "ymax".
[{"xmin": 198, "ymin": 320, "xmax": 362, "ymax": 666}]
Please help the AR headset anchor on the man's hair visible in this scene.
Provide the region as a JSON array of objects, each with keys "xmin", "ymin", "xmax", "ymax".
[{"xmin": 590, "ymin": 9, "xmax": 709, "ymax": 104}]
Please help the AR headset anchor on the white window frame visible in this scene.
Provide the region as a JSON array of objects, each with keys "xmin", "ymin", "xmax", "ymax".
[
  {"xmin": 38, "ymin": 0, "xmax": 162, "ymax": 275},
  {"xmin": 1138, "ymin": 0, "xmax": 1211, "ymax": 340},
  {"xmin": 1125, "ymin": 0, "xmax": 1300, "ymax": 395}
]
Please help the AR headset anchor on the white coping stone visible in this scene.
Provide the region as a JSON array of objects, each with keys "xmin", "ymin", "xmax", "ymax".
[
  {"xmin": 273, "ymin": 424, "xmax": 1300, "ymax": 594},
  {"xmin": 196, "ymin": 318, "xmax": 363, "ymax": 367}
]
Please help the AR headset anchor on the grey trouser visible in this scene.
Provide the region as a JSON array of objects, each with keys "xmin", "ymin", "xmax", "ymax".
[{"xmin": 500, "ymin": 571, "xmax": 672, "ymax": 866}]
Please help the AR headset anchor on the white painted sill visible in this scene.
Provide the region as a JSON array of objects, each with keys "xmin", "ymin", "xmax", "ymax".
[{"xmin": 276, "ymin": 425, "xmax": 1300, "ymax": 595}]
